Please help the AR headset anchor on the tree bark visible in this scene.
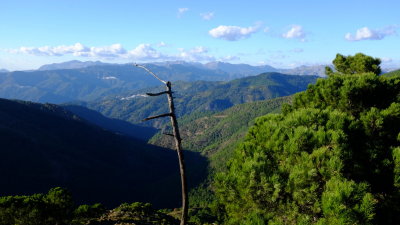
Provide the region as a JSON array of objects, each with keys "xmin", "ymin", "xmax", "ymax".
[{"xmin": 166, "ymin": 81, "xmax": 188, "ymax": 225}]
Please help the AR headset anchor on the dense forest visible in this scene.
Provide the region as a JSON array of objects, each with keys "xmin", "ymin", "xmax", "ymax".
[{"xmin": 0, "ymin": 53, "xmax": 399, "ymax": 224}]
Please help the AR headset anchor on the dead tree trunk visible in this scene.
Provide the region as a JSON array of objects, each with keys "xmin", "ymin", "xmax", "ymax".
[
  {"xmin": 135, "ymin": 64, "xmax": 188, "ymax": 225},
  {"xmin": 166, "ymin": 81, "xmax": 188, "ymax": 225}
]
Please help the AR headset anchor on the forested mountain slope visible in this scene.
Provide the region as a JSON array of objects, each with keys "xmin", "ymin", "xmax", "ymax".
[
  {"xmin": 83, "ymin": 73, "xmax": 317, "ymax": 128},
  {"xmin": 0, "ymin": 98, "xmax": 207, "ymax": 208},
  {"xmin": 383, "ymin": 69, "xmax": 400, "ymax": 77},
  {"xmin": 150, "ymin": 96, "xmax": 291, "ymax": 171}
]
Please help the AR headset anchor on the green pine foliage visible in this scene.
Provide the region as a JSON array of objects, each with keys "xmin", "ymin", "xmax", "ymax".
[
  {"xmin": 0, "ymin": 188, "xmax": 179, "ymax": 225},
  {"xmin": 325, "ymin": 53, "xmax": 381, "ymax": 76},
  {"xmin": 0, "ymin": 187, "xmax": 75, "ymax": 225},
  {"xmin": 215, "ymin": 55, "xmax": 400, "ymax": 224}
]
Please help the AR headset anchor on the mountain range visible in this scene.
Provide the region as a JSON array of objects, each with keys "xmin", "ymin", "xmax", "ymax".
[
  {"xmin": 0, "ymin": 63, "xmax": 235, "ymax": 103},
  {"xmin": 79, "ymin": 72, "xmax": 318, "ymax": 130},
  {"xmin": 38, "ymin": 60, "xmax": 107, "ymax": 71},
  {"xmin": 0, "ymin": 60, "xmax": 333, "ymax": 104},
  {"xmin": 35, "ymin": 60, "xmax": 327, "ymax": 77}
]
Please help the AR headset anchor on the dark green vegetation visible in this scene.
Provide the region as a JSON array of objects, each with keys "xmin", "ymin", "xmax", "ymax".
[
  {"xmin": 0, "ymin": 187, "xmax": 179, "ymax": 225},
  {"xmin": 215, "ymin": 55, "xmax": 400, "ymax": 224},
  {"xmin": 0, "ymin": 98, "xmax": 207, "ymax": 208},
  {"xmin": 84, "ymin": 73, "xmax": 317, "ymax": 129}
]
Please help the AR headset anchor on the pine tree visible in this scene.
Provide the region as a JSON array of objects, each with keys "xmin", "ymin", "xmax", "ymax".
[{"xmin": 215, "ymin": 54, "xmax": 400, "ymax": 224}]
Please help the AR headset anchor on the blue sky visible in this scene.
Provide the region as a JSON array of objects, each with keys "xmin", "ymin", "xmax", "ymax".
[{"xmin": 1, "ymin": 0, "xmax": 399, "ymax": 70}]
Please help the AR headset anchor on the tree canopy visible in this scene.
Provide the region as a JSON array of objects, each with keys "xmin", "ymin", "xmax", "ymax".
[
  {"xmin": 215, "ymin": 54, "xmax": 400, "ymax": 224},
  {"xmin": 325, "ymin": 53, "xmax": 381, "ymax": 76}
]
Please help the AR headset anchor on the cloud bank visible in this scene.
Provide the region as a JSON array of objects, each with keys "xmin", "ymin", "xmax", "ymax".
[
  {"xmin": 10, "ymin": 43, "xmax": 236, "ymax": 62},
  {"xmin": 209, "ymin": 24, "xmax": 260, "ymax": 41},
  {"xmin": 345, "ymin": 26, "xmax": 398, "ymax": 41},
  {"xmin": 282, "ymin": 25, "xmax": 306, "ymax": 42}
]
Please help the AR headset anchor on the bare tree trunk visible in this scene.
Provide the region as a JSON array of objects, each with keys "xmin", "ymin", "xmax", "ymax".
[
  {"xmin": 166, "ymin": 81, "xmax": 188, "ymax": 225},
  {"xmin": 135, "ymin": 64, "xmax": 188, "ymax": 224}
]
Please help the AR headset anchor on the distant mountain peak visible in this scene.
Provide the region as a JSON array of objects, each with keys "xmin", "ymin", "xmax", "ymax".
[
  {"xmin": 38, "ymin": 60, "xmax": 107, "ymax": 71},
  {"xmin": 278, "ymin": 65, "xmax": 329, "ymax": 76}
]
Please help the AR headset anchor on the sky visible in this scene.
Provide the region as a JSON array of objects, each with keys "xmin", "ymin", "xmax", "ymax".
[{"xmin": 1, "ymin": 0, "xmax": 399, "ymax": 70}]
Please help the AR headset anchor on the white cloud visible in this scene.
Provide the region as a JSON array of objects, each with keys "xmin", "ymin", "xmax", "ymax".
[
  {"xmin": 177, "ymin": 8, "xmax": 189, "ymax": 17},
  {"xmin": 282, "ymin": 25, "xmax": 306, "ymax": 42},
  {"xmin": 14, "ymin": 43, "xmax": 90, "ymax": 56},
  {"xmin": 345, "ymin": 26, "xmax": 397, "ymax": 41},
  {"xmin": 220, "ymin": 55, "xmax": 240, "ymax": 61},
  {"xmin": 200, "ymin": 12, "xmax": 214, "ymax": 20},
  {"xmin": 10, "ymin": 43, "xmax": 161, "ymax": 60},
  {"xmin": 209, "ymin": 24, "xmax": 261, "ymax": 41},
  {"xmin": 128, "ymin": 44, "xmax": 164, "ymax": 60},
  {"xmin": 177, "ymin": 46, "xmax": 215, "ymax": 61},
  {"xmin": 86, "ymin": 44, "xmax": 127, "ymax": 58},
  {"xmin": 9, "ymin": 43, "xmax": 239, "ymax": 63}
]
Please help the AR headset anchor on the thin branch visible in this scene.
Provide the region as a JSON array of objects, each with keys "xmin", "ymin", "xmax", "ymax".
[
  {"xmin": 146, "ymin": 91, "xmax": 171, "ymax": 96},
  {"xmin": 162, "ymin": 132, "xmax": 175, "ymax": 137},
  {"xmin": 142, "ymin": 113, "xmax": 172, "ymax": 121},
  {"xmin": 134, "ymin": 63, "xmax": 167, "ymax": 84}
]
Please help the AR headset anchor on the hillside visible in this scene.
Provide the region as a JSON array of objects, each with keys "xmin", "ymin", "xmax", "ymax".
[
  {"xmin": 83, "ymin": 73, "xmax": 317, "ymax": 128},
  {"xmin": 0, "ymin": 98, "xmax": 207, "ymax": 208},
  {"xmin": 383, "ymin": 69, "xmax": 400, "ymax": 77},
  {"xmin": 150, "ymin": 96, "xmax": 291, "ymax": 171},
  {"xmin": 63, "ymin": 104, "xmax": 158, "ymax": 140}
]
